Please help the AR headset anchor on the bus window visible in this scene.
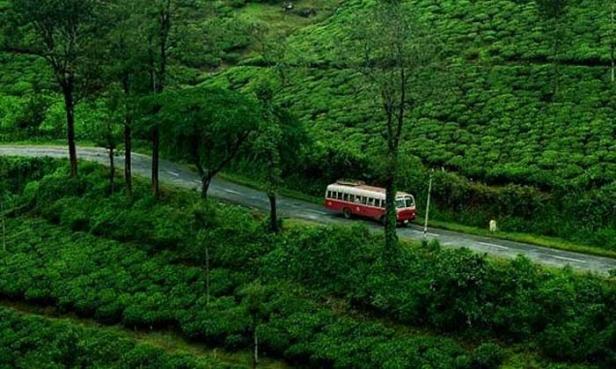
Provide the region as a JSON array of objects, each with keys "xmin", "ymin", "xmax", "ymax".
[
  {"xmin": 349, "ymin": 194, "xmax": 355, "ymax": 202},
  {"xmin": 375, "ymin": 199, "xmax": 381, "ymax": 208},
  {"xmin": 396, "ymin": 197, "xmax": 415, "ymax": 208},
  {"xmin": 361, "ymin": 196, "xmax": 367, "ymax": 205},
  {"xmin": 343, "ymin": 193, "xmax": 349, "ymax": 202},
  {"xmin": 337, "ymin": 192, "xmax": 343, "ymax": 200},
  {"xmin": 367, "ymin": 198, "xmax": 375, "ymax": 206},
  {"xmin": 327, "ymin": 190, "xmax": 332, "ymax": 198}
]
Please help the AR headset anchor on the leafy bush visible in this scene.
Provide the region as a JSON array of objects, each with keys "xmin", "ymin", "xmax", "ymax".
[
  {"xmin": 5, "ymin": 159, "xmax": 616, "ymax": 367},
  {"xmin": 0, "ymin": 307, "xmax": 230, "ymax": 368},
  {"xmin": 472, "ymin": 343, "xmax": 505, "ymax": 369}
]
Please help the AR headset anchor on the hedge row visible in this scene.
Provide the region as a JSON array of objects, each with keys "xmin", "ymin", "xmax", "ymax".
[
  {"xmin": 259, "ymin": 222, "xmax": 616, "ymax": 368},
  {"xmin": 2, "ymin": 158, "xmax": 608, "ymax": 368},
  {"xmin": 0, "ymin": 306, "xmax": 237, "ymax": 369},
  {"xmin": 0, "ymin": 216, "xmax": 480, "ymax": 369}
]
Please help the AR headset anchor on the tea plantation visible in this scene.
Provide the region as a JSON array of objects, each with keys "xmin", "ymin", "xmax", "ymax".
[
  {"xmin": 209, "ymin": 0, "xmax": 616, "ymax": 249},
  {"xmin": 1, "ymin": 156, "xmax": 616, "ymax": 368},
  {"xmin": 3, "ymin": 0, "xmax": 616, "ymax": 365}
]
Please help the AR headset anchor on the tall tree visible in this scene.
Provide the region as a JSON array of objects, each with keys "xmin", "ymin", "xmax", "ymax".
[
  {"xmin": 154, "ymin": 87, "xmax": 261, "ymax": 198},
  {"xmin": 535, "ymin": 0, "xmax": 569, "ymax": 97},
  {"xmin": 250, "ymin": 31, "xmax": 307, "ymax": 233},
  {"xmin": 254, "ymin": 84, "xmax": 283, "ymax": 233},
  {"xmin": 609, "ymin": 2, "xmax": 616, "ymax": 83},
  {"xmin": 0, "ymin": 0, "xmax": 107, "ymax": 177},
  {"xmin": 145, "ymin": 0, "xmax": 172, "ymax": 198},
  {"xmin": 95, "ymin": 95, "xmax": 123, "ymax": 194},
  {"xmin": 98, "ymin": 0, "xmax": 212, "ymax": 197},
  {"xmin": 1, "ymin": 190, "xmax": 5, "ymax": 253},
  {"xmin": 140, "ymin": 0, "xmax": 214, "ymax": 198},
  {"xmin": 104, "ymin": 1, "xmax": 151, "ymax": 197},
  {"xmin": 253, "ymin": 82, "xmax": 306, "ymax": 233},
  {"xmin": 345, "ymin": 0, "xmax": 441, "ymax": 260}
]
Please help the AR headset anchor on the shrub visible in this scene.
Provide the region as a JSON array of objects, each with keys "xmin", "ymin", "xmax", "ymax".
[{"xmin": 471, "ymin": 343, "xmax": 505, "ymax": 369}]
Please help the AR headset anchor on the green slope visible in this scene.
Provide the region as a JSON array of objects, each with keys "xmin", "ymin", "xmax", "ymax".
[
  {"xmin": 2, "ymin": 0, "xmax": 616, "ymax": 248},
  {"xmin": 222, "ymin": 0, "xmax": 616, "ymax": 190},
  {"xmin": 205, "ymin": 0, "xmax": 616, "ymax": 249}
]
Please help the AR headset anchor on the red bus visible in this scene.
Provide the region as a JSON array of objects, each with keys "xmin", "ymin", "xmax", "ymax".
[{"xmin": 324, "ymin": 180, "xmax": 416, "ymax": 226}]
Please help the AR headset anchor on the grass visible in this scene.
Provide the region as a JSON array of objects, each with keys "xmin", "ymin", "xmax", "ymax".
[
  {"xmin": 418, "ymin": 216, "xmax": 616, "ymax": 259},
  {"xmin": 0, "ymin": 138, "xmax": 95, "ymax": 147}
]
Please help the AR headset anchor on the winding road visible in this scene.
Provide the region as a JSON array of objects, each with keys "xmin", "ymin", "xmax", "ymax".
[{"xmin": 2, "ymin": 145, "xmax": 616, "ymax": 275}]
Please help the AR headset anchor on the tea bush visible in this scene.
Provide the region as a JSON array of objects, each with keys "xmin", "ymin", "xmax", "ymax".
[
  {"xmin": 1, "ymin": 159, "xmax": 611, "ymax": 368},
  {"xmin": 0, "ymin": 307, "xmax": 238, "ymax": 368}
]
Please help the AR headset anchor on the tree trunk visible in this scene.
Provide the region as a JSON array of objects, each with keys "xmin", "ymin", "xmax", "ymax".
[
  {"xmin": 122, "ymin": 75, "xmax": 133, "ymax": 197},
  {"xmin": 205, "ymin": 239, "xmax": 210, "ymax": 306},
  {"xmin": 252, "ymin": 322, "xmax": 259, "ymax": 369},
  {"xmin": 124, "ymin": 119, "xmax": 132, "ymax": 197},
  {"xmin": 149, "ymin": 4, "xmax": 169, "ymax": 200},
  {"xmin": 383, "ymin": 154, "xmax": 399, "ymax": 260},
  {"xmin": 268, "ymin": 192, "xmax": 278, "ymax": 232},
  {"xmin": 108, "ymin": 146, "xmax": 115, "ymax": 194},
  {"xmin": 151, "ymin": 127, "xmax": 160, "ymax": 197},
  {"xmin": 1, "ymin": 194, "xmax": 5, "ymax": 253},
  {"xmin": 612, "ymin": 5, "xmax": 615, "ymax": 83},
  {"xmin": 62, "ymin": 78, "xmax": 78, "ymax": 178},
  {"xmin": 201, "ymin": 175, "xmax": 211, "ymax": 199},
  {"xmin": 148, "ymin": 50, "xmax": 161, "ymax": 199}
]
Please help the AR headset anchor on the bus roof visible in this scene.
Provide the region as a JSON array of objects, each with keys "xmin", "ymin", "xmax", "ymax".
[{"xmin": 327, "ymin": 182, "xmax": 412, "ymax": 198}]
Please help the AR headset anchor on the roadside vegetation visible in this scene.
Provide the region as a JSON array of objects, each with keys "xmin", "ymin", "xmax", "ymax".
[
  {"xmin": 2, "ymin": 0, "xmax": 616, "ymax": 253},
  {"xmin": 1, "ymin": 157, "xmax": 616, "ymax": 368},
  {"xmin": 2, "ymin": 0, "xmax": 616, "ymax": 366}
]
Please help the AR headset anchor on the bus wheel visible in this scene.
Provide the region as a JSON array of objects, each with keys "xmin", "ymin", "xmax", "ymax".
[{"xmin": 343, "ymin": 208, "xmax": 352, "ymax": 219}]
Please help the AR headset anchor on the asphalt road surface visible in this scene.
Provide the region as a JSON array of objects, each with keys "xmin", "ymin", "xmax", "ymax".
[{"xmin": 2, "ymin": 145, "xmax": 616, "ymax": 275}]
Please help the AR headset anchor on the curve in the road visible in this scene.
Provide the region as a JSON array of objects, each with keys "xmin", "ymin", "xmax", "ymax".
[{"xmin": 1, "ymin": 145, "xmax": 615, "ymax": 275}]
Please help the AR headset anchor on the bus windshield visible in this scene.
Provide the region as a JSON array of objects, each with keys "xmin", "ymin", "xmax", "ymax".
[{"xmin": 396, "ymin": 197, "xmax": 415, "ymax": 208}]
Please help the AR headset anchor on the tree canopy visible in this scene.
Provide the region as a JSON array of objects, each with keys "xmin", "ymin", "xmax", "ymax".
[
  {"xmin": 1, "ymin": 0, "xmax": 109, "ymax": 177},
  {"xmin": 154, "ymin": 87, "xmax": 262, "ymax": 198}
]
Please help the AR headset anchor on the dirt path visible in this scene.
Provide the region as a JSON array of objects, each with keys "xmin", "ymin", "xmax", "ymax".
[{"xmin": 1, "ymin": 144, "xmax": 615, "ymax": 275}]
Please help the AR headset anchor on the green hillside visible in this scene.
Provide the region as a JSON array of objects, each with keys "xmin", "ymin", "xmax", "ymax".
[
  {"xmin": 5, "ymin": 2, "xmax": 616, "ymax": 367},
  {"xmin": 224, "ymin": 0, "xmax": 616, "ymax": 188},
  {"xmin": 2, "ymin": 0, "xmax": 616, "ymax": 248},
  {"xmin": 207, "ymin": 0, "xmax": 616, "ymax": 248}
]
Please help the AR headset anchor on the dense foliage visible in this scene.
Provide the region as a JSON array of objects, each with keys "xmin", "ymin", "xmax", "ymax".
[
  {"xmin": 0, "ymin": 307, "xmax": 235, "ymax": 368},
  {"xmin": 2, "ymin": 157, "xmax": 616, "ymax": 368},
  {"xmin": 0, "ymin": 159, "xmax": 474, "ymax": 369},
  {"xmin": 3, "ymin": 0, "xmax": 616, "ymax": 248},
  {"xmin": 210, "ymin": 0, "xmax": 616, "ymax": 249}
]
